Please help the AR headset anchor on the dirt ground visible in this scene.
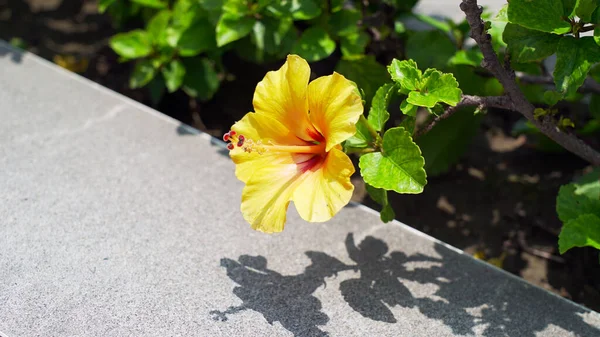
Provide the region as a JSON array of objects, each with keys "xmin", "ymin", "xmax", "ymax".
[{"xmin": 2, "ymin": 0, "xmax": 599, "ymax": 311}]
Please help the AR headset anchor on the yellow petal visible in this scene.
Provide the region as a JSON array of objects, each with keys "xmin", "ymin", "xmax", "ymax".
[
  {"xmin": 230, "ymin": 111, "xmax": 307, "ymax": 183},
  {"xmin": 307, "ymin": 72, "xmax": 363, "ymax": 151},
  {"xmin": 252, "ymin": 55, "xmax": 318, "ymax": 141},
  {"xmin": 241, "ymin": 162, "xmax": 304, "ymax": 233},
  {"xmin": 292, "ymin": 148, "xmax": 355, "ymax": 222}
]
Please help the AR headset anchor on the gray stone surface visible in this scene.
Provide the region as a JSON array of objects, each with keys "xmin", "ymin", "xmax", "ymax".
[
  {"xmin": 414, "ymin": 0, "xmax": 504, "ymax": 21},
  {"xmin": 1, "ymin": 39, "xmax": 600, "ymax": 337}
]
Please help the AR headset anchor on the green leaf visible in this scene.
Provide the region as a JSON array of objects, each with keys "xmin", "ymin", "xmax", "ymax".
[
  {"xmin": 340, "ymin": 31, "xmax": 369, "ymax": 57},
  {"xmin": 578, "ymin": 119, "xmax": 600, "ymax": 135},
  {"xmin": 238, "ymin": 16, "xmax": 294, "ymax": 62},
  {"xmin": 576, "ymin": 0, "xmax": 598, "ymax": 22},
  {"xmin": 250, "ymin": 21, "xmax": 266, "ymax": 51},
  {"xmin": 507, "ymin": 0, "xmax": 571, "ymax": 34},
  {"xmin": 519, "ymin": 83, "xmax": 548, "ymax": 105},
  {"xmin": 380, "ymin": 204, "xmax": 395, "ymax": 223},
  {"xmin": 563, "ymin": 0, "xmax": 579, "ymax": 17},
  {"xmin": 368, "ymin": 83, "xmax": 396, "ymax": 131},
  {"xmin": 240, "ymin": 18, "xmax": 296, "ymax": 63},
  {"xmin": 554, "ymin": 36, "xmax": 600, "ymax": 95},
  {"xmin": 489, "ymin": 4, "xmax": 508, "ymax": 50},
  {"xmin": 328, "ymin": 9, "xmax": 361, "ymax": 37},
  {"xmin": 335, "ymin": 56, "xmax": 389, "ymax": 105},
  {"xmin": 448, "ymin": 49, "xmax": 484, "ymax": 67},
  {"xmin": 413, "ymin": 14, "xmax": 451, "ymax": 33},
  {"xmin": 543, "ymin": 90, "xmax": 563, "ymax": 105},
  {"xmin": 147, "ymin": 10, "xmax": 171, "ymax": 46},
  {"xmin": 591, "ymin": 63, "xmax": 600, "ymax": 82},
  {"xmin": 150, "ymin": 46, "xmax": 175, "ymax": 68},
  {"xmin": 178, "ymin": 21, "xmax": 216, "ymax": 56},
  {"xmin": 222, "ymin": 0, "xmax": 250, "ymax": 15},
  {"xmin": 172, "ymin": 0, "xmax": 207, "ymax": 29},
  {"xmin": 365, "ymin": 184, "xmax": 396, "ymax": 223},
  {"xmin": 385, "ymin": 0, "xmax": 419, "ymax": 13},
  {"xmin": 400, "ymin": 100, "xmax": 418, "ymax": 117},
  {"xmin": 98, "ymin": 0, "xmax": 117, "ymax": 13},
  {"xmin": 592, "ymin": 2, "xmax": 600, "ymax": 22},
  {"xmin": 216, "ymin": 13, "xmax": 256, "ymax": 47},
  {"xmin": 130, "ymin": 59, "xmax": 157, "ymax": 88},
  {"xmin": 407, "ymin": 70, "xmax": 462, "ymax": 108},
  {"xmin": 147, "ymin": 76, "xmax": 166, "ymax": 105},
  {"xmin": 221, "ymin": 0, "xmax": 250, "ymax": 15},
  {"xmin": 260, "ymin": 17, "xmax": 294, "ymax": 54},
  {"xmin": 573, "ymin": 168, "xmax": 600, "ymax": 199},
  {"xmin": 359, "ymin": 127, "xmax": 427, "ymax": 194},
  {"xmin": 8, "ymin": 37, "xmax": 27, "ymax": 50},
  {"xmin": 267, "ymin": 0, "xmax": 322, "ymax": 20},
  {"xmin": 405, "ymin": 30, "xmax": 455, "ymax": 69},
  {"xmin": 344, "ymin": 123, "xmax": 374, "ymax": 151},
  {"xmin": 292, "ymin": 27, "xmax": 335, "ymax": 62},
  {"xmin": 161, "ymin": 59, "xmax": 186, "ymax": 92},
  {"xmin": 387, "ymin": 59, "xmax": 421, "ymax": 93},
  {"xmin": 131, "ymin": 0, "xmax": 167, "ymax": 8},
  {"xmin": 399, "ymin": 116, "xmax": 416, "ymax": 134},
  {"xmin": 109, "ymin": 30, "xmax": 153, "ymax": 59},
  {"xmin": 330, "ymin": 0, "xmax": 344, "ymax": 12},
  {"xmin": 427, "ymin": 104, "xmax": 445, "ymax": 116},
  {"xmin": 559, "ymin": 214, "xmax": 600, "ymax": 254},
  {"xmin": 344, "ymin": 118, "xmax": 374, "ymax": 149},
  {"xmin": 181, "ymin": 58, "xmax": 220, "ymax": 101},
  {"xmin": 417, "ymin": 108, "xmax": 482, "ymax": 176},
  {"xmin": 201, "ymin": 0, "xmax": 226, "ymax": 13},
  {"xmin": 291, "ymin": 0, "xmax": 321, "ymax": 19},
  {"xmin": 502, "ymin": 23, "xmax": 561, "ymax": 63},
  {"xmin": 557, "ymin": 183, "xmax": 600, "ymax": 223}
]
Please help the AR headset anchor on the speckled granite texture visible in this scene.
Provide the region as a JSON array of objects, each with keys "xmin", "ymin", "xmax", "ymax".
[{"xmin": 1, "ymin": 31, "xmax": 599, "ymax": 337}]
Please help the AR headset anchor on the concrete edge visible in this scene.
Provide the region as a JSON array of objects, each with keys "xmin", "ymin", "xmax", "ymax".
[{"xmin": 1, "ymin": 39, "xmax": 596, "ymax": 315}]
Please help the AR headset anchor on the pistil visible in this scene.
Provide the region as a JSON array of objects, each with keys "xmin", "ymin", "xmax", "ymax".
[{"xmin": 223, "ymin": 130, "xmax": 326, "ymax": 155}]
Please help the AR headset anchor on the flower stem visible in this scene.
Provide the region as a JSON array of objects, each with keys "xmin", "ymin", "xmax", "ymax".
[
  {"xmin": 359, "ymin": 115, "xmax": 382, "ymax": 144},
  {"xmin": 346, "ymin": 147, "xmax": 376, "ymax": 154}
]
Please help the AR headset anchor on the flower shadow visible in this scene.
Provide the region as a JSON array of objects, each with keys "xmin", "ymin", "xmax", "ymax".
[{"xmin": 212, "ymin": 233, "xmax": 600, "ymax": 337}]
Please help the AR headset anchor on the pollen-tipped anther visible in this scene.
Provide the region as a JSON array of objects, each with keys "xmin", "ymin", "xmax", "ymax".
[{"xmin": 237, "ymin": 135, "xmax": 245, "ymax": 147}]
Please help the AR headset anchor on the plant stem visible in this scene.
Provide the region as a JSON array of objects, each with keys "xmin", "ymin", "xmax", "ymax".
[
  {"xmin": 414, "ymin": 95, "xmax": 511, "ymax": 138},
  {"xmin": 460, "ymin": 0, "xmax": 600, "ymax": 166},
  {"xmin": 359, "ymin": 114, "xmax": 382, "ymax": 144},
  {"xmin": 346, "ymin": 147, "xmax": 376, "ymax": 154}
]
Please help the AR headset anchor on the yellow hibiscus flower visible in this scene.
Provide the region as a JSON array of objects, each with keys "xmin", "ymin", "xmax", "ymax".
[{"xmin": 224, "ymin": 54, "xmax": 364, "ymax": 233}]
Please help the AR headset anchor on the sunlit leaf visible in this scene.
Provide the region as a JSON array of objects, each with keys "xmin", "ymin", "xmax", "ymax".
[
  {"xmin": 368, "ymin": 83, "xmax": 396, "ymax": 131},
  {"xmin": 110, "ymin": 30, "xmax": 153, "ymax": 59},
  {"xmin": 359, "ymin": 127, "xmax": 427, "ymax": 194}
]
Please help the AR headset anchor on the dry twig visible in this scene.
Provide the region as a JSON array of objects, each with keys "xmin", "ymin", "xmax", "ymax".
[
  {"xmin": 414, "ymin": 95, "xmax": 511, "ymax": 138},
  {"xmin": 458, "ymin": 0, "xmax": 600, "ymax": 166}
]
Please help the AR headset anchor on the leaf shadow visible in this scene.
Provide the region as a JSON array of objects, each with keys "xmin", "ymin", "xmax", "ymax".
[
  {"xmin": 210, "ymin": 252, "xmax": 353, "ymax": 337},
  {"xmin": 212, "ymin": 233, "xmax": 600, "ymax": 337},
  {"xmin": 0, "ymin": 41, "xmax": 23, "ymax": 63}
]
